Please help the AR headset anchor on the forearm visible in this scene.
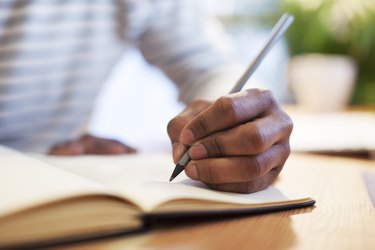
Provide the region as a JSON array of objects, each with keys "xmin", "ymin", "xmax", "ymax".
[{"xmin": 137, "ymin": 0, "xmax": 243, "ymax": 103}]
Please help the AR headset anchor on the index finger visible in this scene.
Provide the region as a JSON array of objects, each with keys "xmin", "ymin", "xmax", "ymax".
[{"xmin": 180, "ymin": 89, "xmax": 278, "ymax": 145}]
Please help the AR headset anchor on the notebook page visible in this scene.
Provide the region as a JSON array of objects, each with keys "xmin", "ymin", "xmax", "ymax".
[
  {"xmin": 0, "ymin": 146, "xmax": 114, "ymax": 217},
  {"xmin": 35, "ymin": 153, "xmax": 309, "ymax": 212}
]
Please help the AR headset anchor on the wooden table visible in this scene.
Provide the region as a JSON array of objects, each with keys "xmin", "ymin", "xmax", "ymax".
[{"xmin": 55, "ymin": 153, "xmax": 375, "ymax": 250}]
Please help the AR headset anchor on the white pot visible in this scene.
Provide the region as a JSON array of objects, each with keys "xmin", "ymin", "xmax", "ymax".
[{"xmin": 288, "ymin": 53, "xmax": 357, "ymax": 112}]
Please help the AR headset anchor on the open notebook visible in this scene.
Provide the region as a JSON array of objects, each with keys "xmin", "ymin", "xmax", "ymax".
[{"xmin": 0, "ymin": 146, "xmax": 314, "ymax": 248}]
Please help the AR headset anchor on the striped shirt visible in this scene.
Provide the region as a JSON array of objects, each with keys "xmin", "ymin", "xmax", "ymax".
[{"xmin": 0, "ymin": 0, "xmax": 241, "ymax": 153}]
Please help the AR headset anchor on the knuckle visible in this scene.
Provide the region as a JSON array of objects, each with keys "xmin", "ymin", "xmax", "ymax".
[
  {"xmin": 262, "ymin": 89, "xmax": 278, "ymax": 107},
  {"xmin": 282, "ymin": 143, "xmax": 291, "ymax": 156},
  {"xmin": 166, "ymin": 118, "xmax": 177, "ymax": 135},
  {"xmin": 271, "ymin": 166, "xmax": 283, "ymax": 175},
  {"xmin": 250, "ymin": 124, "xmax": 267, "ymax": 152},
  {"xmin": 251, "ymin": 155, "xmax": 266, "ymax": 178},
  {"xmin": 238, "ymin": 124, "xmax": 267, "ymax": 154},
  {"xmin": 276, "ymin": 110, "xmax": 294, "ymax": 135},
  {"xmin": 278, "ymin": 143, "xmax": 291, "ymax": 162},
  {"xmin": 215, "ymin": 96, "xmax": 237, "ymax": 120},
  {"xmin": 166, "ymin": 115, "xmax": 187, "ymax": 138},
  {"xmin": 248, "ymin": 89, "xmax": 279, "ymax": 112},
  {"xmin": 283, "ymin": 113, "xmax": 294, "ymax": 135},
  {"xmin": 253, "ymin": 125, "xmax": 267, "ymax": 147}
]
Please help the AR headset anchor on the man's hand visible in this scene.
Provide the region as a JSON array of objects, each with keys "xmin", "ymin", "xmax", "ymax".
[
  {"xmin": 167, "ymin": 89, "xmax": 293, "ymax": 194},
  {"xmin": 48, "ymin": 134, "xmax": 137, "ymax": 156}
]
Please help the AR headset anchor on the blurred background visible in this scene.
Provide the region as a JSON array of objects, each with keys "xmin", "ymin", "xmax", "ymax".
[
  {"xmin": 89, "ymin": 0, "xmax": 375, "ymax": 154},
  {"xmin": 282, "ymin": 0, "xmax": 375, "ymax": 104}
]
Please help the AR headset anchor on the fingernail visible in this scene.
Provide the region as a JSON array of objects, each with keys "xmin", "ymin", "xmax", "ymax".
[
  {"xmin": 172, "ymin": 143, "xmax": 185, "ymax": 163},
  {"xmin": 127, "ymin": 147, "xmax": 137, "ymax": 154},
  {"xmin": 123, "ymin": 146, "xmax": 137, "ymax": 154},
  {"xmin": 180, "ymin": 129, "xmax": 195, "ymax": 145},
  {"xmin": 185, "ymin": 164, "xmax": 198, "ymax": 180},
  {"xmin": 189, "ymin": 144, "xmax": 207, "ymax": 159},
  {"xmin": 109, "ymin": 144, "xmax": 127, "ymax": 154}
]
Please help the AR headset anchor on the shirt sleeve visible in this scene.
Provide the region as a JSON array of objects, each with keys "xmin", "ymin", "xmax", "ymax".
[{"xmin": 135, "ymin": 0, "xmax": 243, "ymax": 103}]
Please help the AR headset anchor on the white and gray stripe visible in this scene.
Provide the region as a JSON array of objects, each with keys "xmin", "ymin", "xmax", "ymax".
[{"xmin": 0, "ymin": 0, "xmax": 240, "ymax": 152}]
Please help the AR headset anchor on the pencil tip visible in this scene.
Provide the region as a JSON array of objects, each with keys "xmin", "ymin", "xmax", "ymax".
[{"xmin": 169, "ymin": 161, "xmax": 188, "ymax": 182}]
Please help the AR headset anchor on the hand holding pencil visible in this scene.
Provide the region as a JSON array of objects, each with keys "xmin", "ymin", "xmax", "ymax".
[
  {"xmin": 167, "ymin": 14, "xmax": 294, "ymax": 193},
  {"xmin": 168, "ymin": 90, "xmax": 293, "ymax": 193}
]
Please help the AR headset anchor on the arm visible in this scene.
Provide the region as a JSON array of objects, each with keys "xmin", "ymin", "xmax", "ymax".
[{"xmin": 137, "ymin": 0, "xmax": 243, "ymax": 102}]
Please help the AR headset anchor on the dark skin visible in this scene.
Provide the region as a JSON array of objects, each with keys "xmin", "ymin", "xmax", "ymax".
[
  {"xmin": 49, "ymin": 89, "xmax": 293, "ymax": 194},
  {"xmin": 48, "ymin": 134, "xmax": 137, "ymax": 155}
]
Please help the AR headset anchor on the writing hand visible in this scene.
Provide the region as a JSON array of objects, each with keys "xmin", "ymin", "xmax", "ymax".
[
  {"xmin": 48, "ymin": 134, "xmax": 137, "ymax": 156},
  {"xmin": 167, "ymin": 89, "xmax": 293, "ymax": 193}
]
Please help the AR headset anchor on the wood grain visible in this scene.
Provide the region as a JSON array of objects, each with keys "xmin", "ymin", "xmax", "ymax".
[{"xmin": 55, "ymin": 153, "xmax": 375, "ymax": 250}]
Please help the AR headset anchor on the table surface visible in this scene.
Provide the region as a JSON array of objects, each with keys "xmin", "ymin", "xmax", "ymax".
[{"xmin": 55, "ymin": 153, "xmax": 375, "ymax": 250}]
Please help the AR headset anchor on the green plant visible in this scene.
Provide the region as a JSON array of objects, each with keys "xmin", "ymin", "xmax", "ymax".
[{"xmin": 280, "ymin": 0, "xmax": 375, "ymax": 104}]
